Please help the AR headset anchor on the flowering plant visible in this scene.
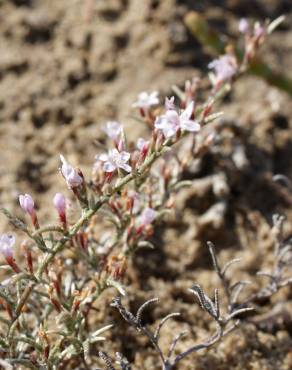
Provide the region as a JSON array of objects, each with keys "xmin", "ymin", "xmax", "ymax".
[{"xmin": 0, "ymin": 17, "xmax": 290, "ymax": 370}]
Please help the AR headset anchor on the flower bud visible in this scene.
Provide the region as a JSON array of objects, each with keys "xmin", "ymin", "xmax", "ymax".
[
  {"xmin": 0, "ymin": 234, "xmax": 20, "ymax": 273},
  {"xmin": 136, "ymin": 207, "xmax": 156, "ymax": 234},
  {"xmin": 19, "ymin": 193, "xmax": 39, "ymax": 228},
  {"xmin": 19, "ymin": 194, "xmax": 35, "ymax": 215},
  {"xmin": 0, "ymin": 234, "xmax": 14, "ymax": 259},
  {"xmin": 140, "ymin": 207, "xmax": 156, "ymax": 226},
  {"xmin": 60, "ymin": 154, "xmax": 83, "ymax": 189},
  {"xmin": 54, "ymin": 193, "xmax": 65, "ymax": 214},
  {"xmin": 137, "ymin": 138, "xmax": 150, "ymax": 162},
  {"xmin": 54, "ymin": 193, "xmax": 67, "ymax": 227}
]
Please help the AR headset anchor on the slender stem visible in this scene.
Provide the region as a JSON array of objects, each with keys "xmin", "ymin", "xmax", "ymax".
[
  {"xmin": 32, "ymin": 225, "xmax": 64, "ymax": 237},
  {"xmin": 172, "ymin": 325, "xmax": 223, "ymax": 366}
]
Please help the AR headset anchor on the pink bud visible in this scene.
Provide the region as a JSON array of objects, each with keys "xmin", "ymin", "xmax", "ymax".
[
  {"xmin": 60, "ymin": 154, "xmax": 83, "ymax": 189},
  {"xmin": 19, "ymin": 194, "xmax": 35, "ymax": 215},
  {"xmin": 0, "ymin": 234, "xmax": 14, "ymax": 259},
  {"xmin": 54, "ymin": 193, "xmax": 66, "ymax": 215},
  {"xmin": 140, "ymin": 207, "xmax": 156, "ymax": 226},
  {"xmin": 0, "ymin": 234, "xmax": 20, "ymax": 272},
  {"xmin": 117, "ymin": 138, "xmax": 125, "ymax": 152},
  {"xmin": 53, "ymin": 193, "xmax": 67, "ymax": 226}
]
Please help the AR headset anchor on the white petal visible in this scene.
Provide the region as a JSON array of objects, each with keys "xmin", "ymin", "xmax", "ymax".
[
  {"xmin": 180, "ymin": 101, "xmax": 194, "ymax": 120},
  {"xmin": 110, "ymin": 148, "xmax": 119, "ymax": 157},
  {"xmin": 164, "ymin": 127, "xmax": 177, "ymax": 137},
  {"xmin": 59, "ymin": 154, "xmax": 66, "ymax": 165},
  {"xmin": 180, "ymin": 120, "xmax": 200, "ymax": 132},
  {"xmin": 137, "ymin": 138, "xmax": 146, "ymax": 150},
  {"xmin": 119, "ymin": 163, "xmax": 132, "ymax": 172},
  {"xmin": 119, "ymin": 151, "xmax": 130, "ymax": 162},
  {"xmin": 97, "ymin": 153, "xmax": 109, "ymax": 162},
  {"xmin": 103, "ymin": 162, "xmax": 116, "ymax": 172},
  {"xmin": 154, "ymin": 116, "xmax": 166, "ymax": 129}
]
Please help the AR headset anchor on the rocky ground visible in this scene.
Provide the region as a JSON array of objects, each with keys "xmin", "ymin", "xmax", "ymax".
[{"xmin": 0, "ymin": 0, "xmax": 291, "ymax": 369}]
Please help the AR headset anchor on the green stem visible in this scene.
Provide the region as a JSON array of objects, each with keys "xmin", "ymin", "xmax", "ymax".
[{"xmin": 32, "ymin": 225, "xmax": 64, "ymax": 237}]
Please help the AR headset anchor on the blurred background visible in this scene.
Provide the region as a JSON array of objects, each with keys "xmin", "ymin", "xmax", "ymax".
[{"xmin": 0, "ymin": 1, "xmax": 291, "ymax": 368}]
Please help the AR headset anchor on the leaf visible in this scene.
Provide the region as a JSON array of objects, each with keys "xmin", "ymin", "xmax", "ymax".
[
  {"xmin": 90, "ymin": 324, "xmax": 113, "ymax": 339},
  {"xmin": 172, "ymin": 85, "xmax": 185, "ymax": 101},
  {"xmin": 267, "ymin": 15, "xmax": 285, "ymax": 34},
  {"xmin": 106, "ymin": 278, "xmax": 126, "ymax": 296},
  {"xmin": 205, "ymin": 111, "xmax": 224, "ymax": 123},
  {"xmin": 137, "ymin": 241, "xmax": 155, "ymax": 250},
  {"xmin": 0, "ymin": 208, "xmax": 29, "ymax": 233},
  {"xmin": 171, "ymin": 180, "xmax": 193, "ymax": 191}
]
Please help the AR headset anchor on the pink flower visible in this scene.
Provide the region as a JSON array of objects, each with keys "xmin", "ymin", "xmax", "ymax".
[
  {"xmin": 19, "ymin": 194, "xmax": 35, "ymax": 215},
  {"xmin": 155, "ymin": 101, "xmax": 200, "ymax": 138},
  {"xmin": 139, "ymin": 207, "xmax": 156, "ymax": 226},
  {"xmin": 137, "ymin": 138, "xmax": 150, "ymax": 151},
  {"xmin": 54, "ymin": 193, "xmax": 66, "ymax": 216},
  {"xmin": 60, "ymin": 155, "xmax": 83, "ymax": 188},
  {"xmin": 0, "ymin": 234, "xmax": 15, "ymax": 259},
  {"xmin": 132, "ymin": 91, "xmax": 159, "ymax": 110},
  {"xmin": 96, "ymin": 148, "xmax": 131, "ymax": 173},
  {"xmin": 239, "ymin": 18, "xmax": 249, "ymax": 34},
  {"xmin": 165, "ymin": 96, "xmax": 175, "ymax": 110},
  {"xmin": 102, "ymin": 121, "xmax": 122, "ymax": 141},
  {"xmin": 208, "ymin": 55, "xmax": 237, "ymax": 85}
]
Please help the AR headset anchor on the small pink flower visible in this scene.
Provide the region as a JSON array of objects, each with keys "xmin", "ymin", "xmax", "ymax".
[
  {"xmin": 19, "ymin": 194, "xmax": 35, "ymax": 215},
  {"xmin": 155, "ymin": 101, "xmax": 200, "ymax": 138},
  {"xmin": 239, "ymin": 18, "xmax": 249, "ymax": 34},
  {"xmin": 60, "ymin": 155, "xmax": 83, "ymax": 188},
  {"xmin": 54, "ymin": 193, "xmax": 66, "ymax": 217},
  {"xmin": 132, "ymin": 91, "xmax": 159, "ymax": 110},
  {"xmin": 0, "ymin": 234, "xmax": 15, "ymax": 259},
  {"xmin": 139, "ymin": 207, "xmax": 156, "ymax": 226},
  {"xmin": 102, "ymin": 121, "xmax": 122, "ymax": 141},
  {"xmin": 208, "ymin": 55, "xmax": 237, "ymax": 85},
  {"xmin": 96, "ymin": 148, "xmax": 131, "ymax": 173},
  {"xmin": 165, "ymin": 96, "xmax": 175, "ymax": 110}
]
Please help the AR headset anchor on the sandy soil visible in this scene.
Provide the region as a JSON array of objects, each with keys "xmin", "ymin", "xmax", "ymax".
[{"xmin": 0, "ymin": 0, "xmax": 291, "ymax": 369}]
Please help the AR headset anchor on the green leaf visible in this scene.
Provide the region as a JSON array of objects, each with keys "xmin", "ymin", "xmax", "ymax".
[{"xmin": 0, "ymin": 208, "xmax": 29, "ymax": 233}]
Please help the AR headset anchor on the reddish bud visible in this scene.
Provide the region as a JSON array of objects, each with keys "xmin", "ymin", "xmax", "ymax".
[{"xmin": 53, "ymin": 193, "xmax": 67, "ymax": 227}]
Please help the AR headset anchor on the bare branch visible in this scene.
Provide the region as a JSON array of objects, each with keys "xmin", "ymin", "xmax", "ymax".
[
  {"xmin": 99, "ymin": 351, "xmax": 116, "ymax": 370},
  {"xmin": 154, "ymin": 313, "xmax": 181, "ymax": 340},
  {"xmin": 136, "ymin": 298, "xmax": 159, "ymax": 324},
  {"xmin": 167, "ymin": 331, "xmax": 188, "ymax": 361}
]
